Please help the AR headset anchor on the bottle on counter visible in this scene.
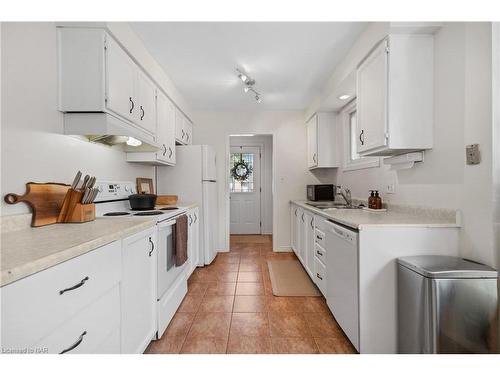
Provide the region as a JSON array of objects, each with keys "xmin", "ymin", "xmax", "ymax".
[
  {"xmin": 374, "ymin": 191, "xmax": 382, "ymax": 209},
  {"xmin": 368, "ymin": 190, "xmax": 375, "ymax": 209}
]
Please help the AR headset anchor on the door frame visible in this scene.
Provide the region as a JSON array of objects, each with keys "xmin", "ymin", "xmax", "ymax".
[
  {"xmin": 224, "ymin": 133, "xmax": 276, "ymax": 251},
  {"xmin": 229, "ymin": 145, "xmax": 262, "ymax": 235}
]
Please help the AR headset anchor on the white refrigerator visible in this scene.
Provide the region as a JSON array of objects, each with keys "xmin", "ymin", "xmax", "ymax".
[{"xmin": 157, "ymin": 145, "xmax": 218, "ymax": 265}]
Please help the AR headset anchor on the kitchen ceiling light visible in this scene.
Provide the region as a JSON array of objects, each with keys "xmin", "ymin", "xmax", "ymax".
[
  {"xmin": 339, "ymin": 94, "xmax": 351, "ymax": 100},
  {"xmin": 126, "ymin": 136, "xmax": 142, "ymax": 147},
  {"xmin": 236, "ymin": 68, "xmax": 262, "ymax": 103}
]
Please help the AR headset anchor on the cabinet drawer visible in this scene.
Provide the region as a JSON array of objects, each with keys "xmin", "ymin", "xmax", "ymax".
[
  {"xmin": 314, "ymin": 243, "xmax": 326, "ymax": 261},
  {"xmin": 1, "ymin": 241, "xmax": 121, "ymax": 348},
  {"xmin": 36, "ymin": 286, "xmax": 121, "ymax": 354},
  {"xmin": 314, "ymin": 257, "xmax": 327, "ymax": 295},
  {"xmin": 314, "ymin": 228, "xmax": 326, "ymax": 248}
]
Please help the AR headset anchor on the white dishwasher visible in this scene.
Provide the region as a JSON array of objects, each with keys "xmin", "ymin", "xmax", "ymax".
[{"xmin": 325, "ymin": 220, "xmax": 359, "ymax": 351}]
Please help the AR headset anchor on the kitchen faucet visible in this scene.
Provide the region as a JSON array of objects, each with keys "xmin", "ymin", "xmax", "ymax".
[{"xmin": 336, "ymin": 186, "xmax": 352, "ymax": 207}]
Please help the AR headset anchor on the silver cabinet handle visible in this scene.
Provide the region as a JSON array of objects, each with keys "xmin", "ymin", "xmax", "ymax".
[
  {"xmin": 59, "ymin": 276, "xmax": 89, "ymax": 295},
  {"xmin": 129, "ymin": 97, "xmax": 134, "ymax": 114},
  {"xmin": 316, "ymin": 235, "xmax": 322, "ymax": 241},
  {"xmin": 316, "ymin": 250, "xmax": 323, "ymax": 256},
  {"xmin": 316, "ymin": 273, "xmax": 323, "ymax": 281},
  {"xmin": 301, "ymin": 213, "xmax": 305, "ymax": 222},
  {"xmin": 162, "ymin": 144, "xmax": 167, "ymax": 156},
  {"xmin": 148, "ymin": 237, "xmax": 154, "ymax": 257},
  {"xmin": 359, "ymin": 130, "xmax": 364, "ymax": 145},
  {"xmin": 294, "ymin": 208, "xmax": 298, "ymax": 217},
  {"xmin": 310, "ymin": 218, "xmax": 314, "ymax": 229},
  {"xmin": 140, "ymin": 105, "xmax": 145, "ymax": 120},
  {"xmin": 181, "ymin": 129, "xmax": 185, "ymax": 138},
  {"xmin": 168, "ymin": 147, "xmax": 173, "ymax": 158},
  {"xmin": 186, "ymin": 133, "xmax": 190, "ymax": 142},
  {"xmin": 194, "ymin": 213, "xmax": 198, "ymax": 223},
  {"xmin": 313, "ymin": 153, "xmax": 317, "ymax": 163},
  {"xmin": 189, "ymin": 214, "xmax": 193, "ymax": 225},
  {"xmin": 60, "ymin": 331, "xmax": 87, "ymax": 354}
]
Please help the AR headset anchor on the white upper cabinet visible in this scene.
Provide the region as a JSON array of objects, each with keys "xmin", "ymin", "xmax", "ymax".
[
  {"xmin": 126, "ymin": 90, "xmax": 176, "ymax": 165},
  {"xmin": 306, "ymin": 112, "xmax": 338, "ymax": 169},
  {"xmin": 175, "ymin": 108, "xmax": 193, "ymax": 145},
  {"xmin": 156, "ymin": 91, "xmax": 176, "ymax": 164},
  {"xmin": 105, "ymin": 35, "xmax": 138, "ymax": 124},
  {"xmin": 135, "ymin": 70, "xmax": 157, "ymax": 134},
  {"xmin": 356, "ymin": 34, "xmax": 434, "ymax": 156}
]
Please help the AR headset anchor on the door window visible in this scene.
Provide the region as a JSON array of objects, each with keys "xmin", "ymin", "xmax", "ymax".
[{"xmin": 230, "ymin": 153, "xmax": 255, "ymax": 192}]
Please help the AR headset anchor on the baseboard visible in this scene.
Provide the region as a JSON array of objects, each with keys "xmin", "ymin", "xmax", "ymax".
[{"xmin": 274, "ymin": 245, "xmax": 293, "ymax": 253}]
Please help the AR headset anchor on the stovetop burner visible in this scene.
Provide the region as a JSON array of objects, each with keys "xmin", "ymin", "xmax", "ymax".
[
  {"xmin": 133, "ymin": 211, "xmax": 164, "ymax": 216},
  {"xmin": 103, "ymin": 212, "xmax": 131, "ymax": 216},
  {"xmin": 160, "ymin": 207, "xmax": 178, "ymax": 211}
]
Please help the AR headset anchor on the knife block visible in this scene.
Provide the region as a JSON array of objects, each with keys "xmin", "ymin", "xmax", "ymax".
[
  {"xmin": 57, "ymin": 189, "xmax": 95, "ymax": 223},
  {"xmin": 64, "ymin": 203, "xmax": 96, "ymax": 223}
]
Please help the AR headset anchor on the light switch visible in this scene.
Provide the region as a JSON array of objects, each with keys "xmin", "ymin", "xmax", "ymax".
[{"xmin": 466, "ymin": 144, "xmax": 481, "ymax": 165}]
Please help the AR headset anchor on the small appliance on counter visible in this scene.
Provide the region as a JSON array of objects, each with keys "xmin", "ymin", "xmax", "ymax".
[{"xmin": 307, "ymin": 184, "xmax": 335, "ymax": 201}]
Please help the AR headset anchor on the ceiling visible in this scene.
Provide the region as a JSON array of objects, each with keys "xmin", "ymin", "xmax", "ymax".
[{"xmin": 130, "ymin": 22, "xmax": 367, "ymax": 111}]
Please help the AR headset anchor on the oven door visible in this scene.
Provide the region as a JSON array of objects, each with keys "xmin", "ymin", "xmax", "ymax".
[{"xmin": 156, "ymin": 219, "xmax": 184, "ymax": 298}]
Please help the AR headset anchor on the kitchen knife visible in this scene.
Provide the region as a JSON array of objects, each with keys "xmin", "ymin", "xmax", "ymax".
[
  {"xmin": 81, "ymin": 188, "xmax": 90, "ymax": 204},
  {"xmin": 80, "ymin": 175, "xmax": 90, "ymax": 192},
  {"xmin": 87, "ymin": 176, "xmax": 96, "ymax": 189},
  {"xmin": 70, "ymin": 171, "xmax": 82, "ymax": 190}
]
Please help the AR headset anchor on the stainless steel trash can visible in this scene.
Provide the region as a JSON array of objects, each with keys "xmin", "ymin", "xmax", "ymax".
[{"xmin": 397, "ymin": 255, "xmax": 498, "ymax": 353}]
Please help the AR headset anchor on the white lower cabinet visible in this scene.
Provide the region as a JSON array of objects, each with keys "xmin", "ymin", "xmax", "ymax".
[
  {"xmin": 0, "ymin": 240, "xmax": 122, "ymax": 353},
  {"xmin": 36, "ymin": 286, "xmax": 121, "ymax": 354},
  {"xmin": 187, "ymin": 207, "xmax": 200, "ymax": 275},
  {"xmin": 121, "ymin": 227, "xmax": 157, "ymax": 354}
]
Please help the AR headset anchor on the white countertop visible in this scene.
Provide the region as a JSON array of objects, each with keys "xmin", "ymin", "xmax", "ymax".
[
  {"xmin": 292, "ymin": 201, "xmax": 461, "ymax": 230},
  {"xmin": 1, "ymin": 217, "xmax": 156, "ymax": 287}
]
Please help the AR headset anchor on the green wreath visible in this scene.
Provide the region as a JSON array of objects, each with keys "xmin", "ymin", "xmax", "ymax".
[{"xmin": 231, "ymin": 157, "xmax": 253, "ymax": 181}]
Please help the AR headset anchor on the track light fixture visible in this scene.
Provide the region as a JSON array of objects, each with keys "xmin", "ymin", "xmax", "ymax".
[{"xmin": 236, "ymin": 68, "xmax": 262, "ymax": 103}]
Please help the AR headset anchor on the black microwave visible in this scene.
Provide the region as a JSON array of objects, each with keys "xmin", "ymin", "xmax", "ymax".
[{"xmin": 307, "ymin": 184, "xmax": 335, "ymax": 201}]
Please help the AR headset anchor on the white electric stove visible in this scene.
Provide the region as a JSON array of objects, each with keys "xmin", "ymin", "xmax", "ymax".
[
  {"xmin": 94, "ymin": 181, "xmax": 188, "ymax": 340},
  {"xmin": 94, "ymin": 181, "xmax": 187, "ymax": 223}
]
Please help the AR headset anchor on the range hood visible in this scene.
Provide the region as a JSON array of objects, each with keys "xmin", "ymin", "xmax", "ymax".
[{"xmin": 63, "ymin": 112, "xmax": 160, "ymax": 152}]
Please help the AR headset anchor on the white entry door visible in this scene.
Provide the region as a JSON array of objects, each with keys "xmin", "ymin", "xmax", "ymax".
[{"xmin": 230, "ymin": 146, "xmax": 261, "ymax": 234}]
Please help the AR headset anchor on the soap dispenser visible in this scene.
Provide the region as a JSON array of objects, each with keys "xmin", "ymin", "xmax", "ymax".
[
  {"xmin": 374, "ymin": 191, "xmax": 382, "ymax": 210},
  {"xmin": 368, "ymin": 191, "xmax": 375, "ymax": 209}
]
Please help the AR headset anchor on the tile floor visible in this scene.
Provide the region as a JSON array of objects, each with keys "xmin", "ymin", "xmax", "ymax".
[{"xmin": 145, "ymin": 235, "xmax": 357, "ymax": 354}]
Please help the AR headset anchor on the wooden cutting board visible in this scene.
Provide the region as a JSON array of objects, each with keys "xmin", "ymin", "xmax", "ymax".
[{"xmin": 4, "ymin": 182, "xmax": 71, "ymax": 227}]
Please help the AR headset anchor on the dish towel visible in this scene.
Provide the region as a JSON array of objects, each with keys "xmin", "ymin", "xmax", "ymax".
[{"xmin": 175, "ymin": 214, "xmax": 188, "ymax": 266}]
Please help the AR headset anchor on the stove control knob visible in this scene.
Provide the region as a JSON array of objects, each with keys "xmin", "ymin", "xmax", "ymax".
[{"xmin": 124, "ymin": 185, "xmax": 130, "ymax": 192}]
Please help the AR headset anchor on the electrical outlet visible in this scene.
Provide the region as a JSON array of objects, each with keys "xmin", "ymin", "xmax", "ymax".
[
  {"xmin": 386, "ymin": 183, "xmax": 396, "ymax": 194},
  {"xmin": 466, "ymin": 144, "xmax": 481, "ymax": 165}
]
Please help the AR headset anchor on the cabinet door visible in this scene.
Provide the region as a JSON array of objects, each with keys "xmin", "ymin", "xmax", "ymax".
[
  {"xmin": 121, "ymin": 228, "xmax": 157, "ymax": 354},
  {"xmin": 136, "ymin": 70, "xmax": 157, "ymax": 134},
  {"xmin": 184, "ymin": 118, "xmax": 193, "ymax": 145},
  {"xmin": 297, "ymin": 208, "xmax": 305, "ymax": 264},
  {"xmin": 175, "ymin": 109, "xmax": 186, "ymax": 144},
  {"xmin": 187, "ymin": 211, "xmax": 194, "ymax": 276},
  {"xmin": 105, "ymin": 36, "xmax": 137, "ymax": 123},
  {"xmin": 305, "ymin": 211, "xmax": 315, "ymax": 277},
  {"xmin": 306, "ymin": 116, "xmax": 318, "ymax": 168},
  {"xmin": 191, "ymin": 208, "xmax": 200, "ymax": 268},
  {"xmin": 356, "ymin": 39, "xmax": 388, "ymax": 154},
  {"xmin": 290, "ymin": 205, "xmax": 297, "ymax": 252},
  {"xmin": 156, "ymin": 91, "xmax": 176, "ymax": 164}
]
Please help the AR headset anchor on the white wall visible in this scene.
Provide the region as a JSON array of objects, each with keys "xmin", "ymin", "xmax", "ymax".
[
  {"xmin": 230, "ymin": 135, "xmax": 273, "ymax": 234},
  {"xmin": 332, "ymin": 23, "xmax": 496, "ymax": 267},
  {"xmin": 0, "ymin": 22, "xmax": 190, "ymax": 216},
  {"xmin": 192, "ymin": 111, "xmax": 332, "ymax": 252}
]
